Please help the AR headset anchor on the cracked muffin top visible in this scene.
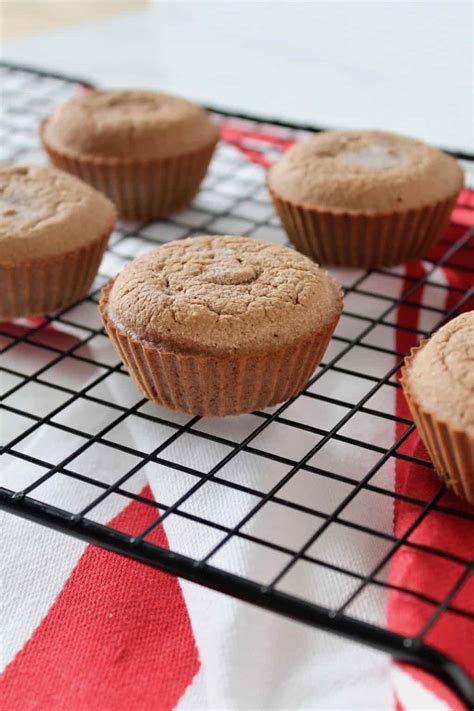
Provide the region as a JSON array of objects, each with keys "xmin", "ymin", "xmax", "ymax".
[
  {"xmin": 106, "ymin": 235, "xmax": 343, "ymax": 355},
  {"xmin": 404, "ymin": 311, "xmax": 474, "ymax": 432},
  {"xmin": 0, "ymin": 165, "xmax": 116, "ymax": 261},
  {"xmin": 42, "ymin": 89, "xmax": 219, "ymax": 161},
  {"xmin": 268, "ymin": 129, "xmax": 464, "ymax": 213}
]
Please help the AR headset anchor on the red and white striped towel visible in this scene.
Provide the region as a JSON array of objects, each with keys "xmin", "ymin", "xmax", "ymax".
[{"xmin": 1, "ymin": 133, "xmax": 473, "ymax": 710}]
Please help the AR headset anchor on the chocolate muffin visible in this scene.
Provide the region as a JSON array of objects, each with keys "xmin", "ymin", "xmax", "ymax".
[
  {"xmin": 0, "ymin": 165, "xmax": 115, "ymax": 320},
  {"xmin": 401, "ymin": 311, "xmax": 474, "ymax": 503},
  {"xmin": 100, "ymin": 235, "xmax": 343, "ymax": 416},
  {"xmin": 268, "ymin": 129, "xmax": 464, "ymax": 267},
  {"xmin": 41, "ymin": 89, "xmax": 219, "ymax": 220}
]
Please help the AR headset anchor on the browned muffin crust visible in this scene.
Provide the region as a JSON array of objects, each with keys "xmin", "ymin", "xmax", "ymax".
[
  {"xmin": 107, "ymin": 235, "xmax": 343, "ymax": 356},
  {"xmin": 0, "ymin": 165, "xmax": 116, "ymax": 262},
  {"xmin": 268, "ymin": 130, "xmax": 464, "ymax": 213},
  {"xmin": 42, "ymin": 89, "xmax": 219, "ymax": 161},
  {"xmin": 404, "ymin": 311, "xmax": 474, "ymax": 433}
]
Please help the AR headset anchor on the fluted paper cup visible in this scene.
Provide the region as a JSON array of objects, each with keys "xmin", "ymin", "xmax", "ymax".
[
  {"xmin": 100, "ymin": 280, "xmax": 341, "ymax": 417},
  {"xmin": 1, "ymin": 231, "xmax": 110, "ymax": 321},
  {"xmin": 401, "ymin": 345, "xmax": 474, "ymax": 504},
  {"xmin": 269, "ymin": 187, "xmax": 459, "ymax": 268}
]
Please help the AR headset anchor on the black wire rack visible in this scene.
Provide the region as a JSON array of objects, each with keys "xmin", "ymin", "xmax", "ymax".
[{"xmin": 1, "ymin": 62, "xmax": 473, "ymax": 707}]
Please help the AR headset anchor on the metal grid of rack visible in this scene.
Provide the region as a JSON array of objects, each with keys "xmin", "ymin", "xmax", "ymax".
[{"xmin": 1, "ymin": 62, "xmax": 473, "ymax": 707}]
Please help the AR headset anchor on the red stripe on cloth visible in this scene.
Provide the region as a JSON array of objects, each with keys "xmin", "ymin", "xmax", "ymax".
[
  {"xmin": 451, "ymin": 188, "xmax": 474, "ymax": 229},
  {"xmin": 389, "ymin": 209, "xmax": 474, "ymax": 708},
  {"xmin": 220, "ymin": 126, "xmax": 294, "ymax": 167},
  {"xmin": 394, "ymin": 692, "xmax": 405, "ymax": 711},
  {"xmin": 1, "ymin": 487, "xmax": 200, "ymax": 711},
  {"xmin": 391, "ymin": 444, "xmax": 473, "ymax": 711}
]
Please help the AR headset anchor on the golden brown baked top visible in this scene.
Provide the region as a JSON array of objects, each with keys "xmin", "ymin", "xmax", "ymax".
[
  {"xmin": 42, "ymin": 89, "xmax": 220, "ymax": 161},
  {"xmin": 0, "ymin": 165, "xmax": 116, "ymax": 261},
  {"xmin": 268, "ymin": 129, "xmax": 464, "ymax": 213},
  {"xmin": 107, "ymin": 235, "xmax": 343, "ymax": 356},
  {"xmin": 405, "ymin": 311, "xmax": 474, "ymax": 432}
]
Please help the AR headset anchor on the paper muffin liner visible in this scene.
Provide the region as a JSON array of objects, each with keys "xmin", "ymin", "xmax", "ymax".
[
  {"xmin": 99, "ymin": 280, "xmax": 341, "ymax": 417},
  {"xmin": 0, "ymin": 231, "xmax": 110, "ymax": 321},
  {"xmin": 40, "ymin": 121, "xmax": 218, "ymax": 221},
  {"xmin": 269, "ymin": 187, "xmax": 459, "ymax": 268},
  {"xmin": 401, "ymin": 345, "xmax": 474, "ymax": 504}
]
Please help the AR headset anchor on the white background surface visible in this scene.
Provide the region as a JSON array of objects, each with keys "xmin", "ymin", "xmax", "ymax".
[{"xmin": 2, "ymin": 0, "xmax": 473, "ymax": 151}]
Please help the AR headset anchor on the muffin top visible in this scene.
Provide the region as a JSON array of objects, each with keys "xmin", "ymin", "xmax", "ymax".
[
  {"xmin": 0, "ymin": 165, "xmax": 116, "ymax": 261},
  {"xmin": 42, "ymin": 89, "xmax": 220, "ymax": 161},
  {"xmin": 106, "ymin": 235, "xmax": 343, "ymax": 356},
  {"xmin": 268, "ymin": 130, "xmax": 464, "ymax": 213},
  {"xmin": 405, "ymin": 311, "xmax": 474, "ymax": 432}
]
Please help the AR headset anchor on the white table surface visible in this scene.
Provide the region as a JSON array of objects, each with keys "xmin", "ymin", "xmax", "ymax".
[{"xmin": 2, "ymin": 1, "xmax": 473, "ymax": 152}]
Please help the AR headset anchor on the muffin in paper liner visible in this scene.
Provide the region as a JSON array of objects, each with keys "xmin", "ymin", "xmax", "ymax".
[
  {"xmin": 39, "ymin": 90, "xmax": 220, "ymax": 221},
  {"xmin": 1, "ymin": 232, "xmax": 110, "ymax": 321},
  {"xmin": 100, "ymin": 279, "xmax": 340, "ymax": 416},
  {"xmin": 269, "ymin": 189, "xmax": 459, "ymax": 268},
  {"xmin": 401, "ymin": 344, "xmax": 474, "ymax": 504},
  {"xmin": 0, "ymin": 164, "xmax": 116, "ymax": 321},
  {"xmin": 41, "ymin": 127, "xmax": 218, "ymax": 222},
  {"xmin": 267, "ymin": 129, "xmax": 464, "ymax": 268}
]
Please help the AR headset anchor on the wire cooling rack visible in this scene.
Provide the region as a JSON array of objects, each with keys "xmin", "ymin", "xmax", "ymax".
[{"xmin": 1, "ymin": 62, "xmax": 473, "ymax": 706}]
